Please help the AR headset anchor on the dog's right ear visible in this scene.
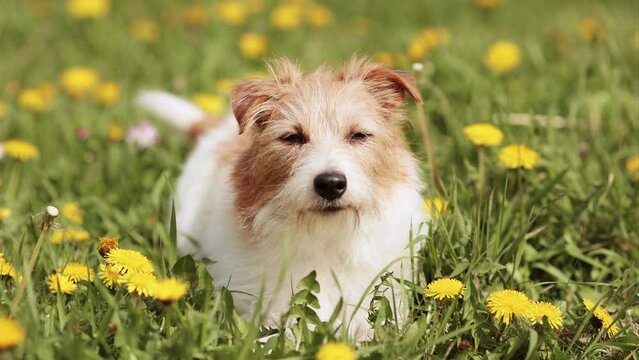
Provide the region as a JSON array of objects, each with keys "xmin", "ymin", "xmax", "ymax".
[{"xmin": 231, "ymin": 79, "xmax": 272, "ymax": 134}]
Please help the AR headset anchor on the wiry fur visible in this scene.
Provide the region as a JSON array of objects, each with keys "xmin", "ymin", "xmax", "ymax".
[{"xmin": 136, "ymin": 56, "xmax": 428, "ymax": 339}]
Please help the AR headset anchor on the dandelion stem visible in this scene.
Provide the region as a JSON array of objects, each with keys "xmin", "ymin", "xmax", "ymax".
[
  {"xmin": 415, "ymin": 101, "xmax": 444, "ymax": 195},
  {"xmin": 478, "ymin": 146, "xmax": 486, "ymax": 195},
  {"xmin": 495, "ymin": 322, "xmax": 506, "ymax": 343}
]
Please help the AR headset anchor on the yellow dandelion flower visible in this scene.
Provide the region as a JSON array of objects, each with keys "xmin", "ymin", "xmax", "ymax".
[
  {"xmin": 373, "ymin": 52, "xmax": 396, "ymax": 68},
  {"xmin": 0, "ymin": 259, "xmax": 20, "ymax": 282},
  {"xmin": 306, "ymin": 3, "xmax": 333, "ymax": 28},
  {"xmin": 425, "ymin": 278, "xmax": 466, "ymax": 300},
  {"xmin": 624, "ymin": 155, "xmax": 639, "ymax": 181},
  {"xmin": 0, "ymin": 100, "xmax": 7, "ymax": 119},
  {"xmin": 105, "ymin": 248, "xmax": 154, "ymax": 275},
  {"xmin": 526, "ymin": 301, "xmax": 563, "ymax": 329},
  {"xmin": 408, "ymin": 37, "xmax": 429, "ymax": 62},
  {"xmin": 49, "ymin": 228, "xmax": 90, "ymax": 244},
  {"xmin": 2, "ymin": 140, "xmax": 39, "ymax": 161},
  {"xmin": 422, "ymin": 197, "xmax": 448, "ymax": 217},
  {"xmin": 215, "ymin": 78, "xmax": 234, "ymax": 95},
  {"xmin": 99, "ymin": 263, "xmax": 123, "ymax": 288},
  {"xmin": 61, "ymin": 262, "xmax": 94, "ymax": 282},
  {"xmin": 47, "ymin": 273, "xmax": 78, "ymax": 295},
  {"xmin": 498, "ymin": 144, "xmax": 540, "ymax": 170},
  {"xmin": 239, "ymin": 33, "xmax": 268, "ymax": 59},
  {"xmin": 37, "ymin": 82, "xmax": 57, "ymax": 102},
  {"xmin": 474, "ymin": 0, "xmax": 503, "ymax": 8},
  {"xmin": 583, "ymin": 299, "xmax": 620, "ymax": 337},
  {"xmin": 463, "ymin": 123, "xmax": 504, "ymax": 147},
  {"xmin": 98, "ymin": 236, "xmax": 119, "ymax": 258},
  {"xmin": 130, "ymin": 18, "xmax": 159, "ymax": 43},
  {"xmin": 0, "ymin": 316, "xmax": 26, "ymax": 350},
  {"xmin": 183, "ymin": 4, "xmax": 209, "ymax": 27},
  {"xmin": 124, "ymin": 272, "xmax": 157, "ymax": 297},
  {"xmin": 192, "ymin": 93, "xmax": 226, "ymax": 115},
  {"xmin": 61, "ymin": 67, "xmax": 100, "ymax": 98},
  {"xmin": 18, "ymin": 88, "xmax": 49, "ymax": 113},
  {"xmin": 150, "ymin": 278, "xmax": 188, "ymax": 303},
  {"xmin": 93, "ymin": 81, "xmax": 120, "ymax": 105},
  {"xmin": 61, "ymin": 202, "xmax": 84, "ymax": 224},
  {"xmin": 270, "ymin": 3, "xmax": 303, "ymax": 30},
  {"xmin": 107, "ymin": 121, "xmax": 125, "ymax": 142},
  {"xmin": 579, "ymin": 17, "xmax": 605, "ymax": 43},
  {"xmin": 420, "ymin": 28, "xmax": 450, "ymax": 49},
  {"xmin": 66, "ymin": 0, "xmax": 110, "ymax": 19},
  {"xmin": 316, "ymin": 342, "xmax": 356, "ymax": 360},
  {"xmin": 486, "ymin": 289, "xmax": 531, "ymax": 325},
  {"xmin": 215, "ymin": 0, "xmax": 247, "ymax": 26},
  {"xmin": 486, "ymin": 41, "xmax": 521, "ymax": 74},
  {"xmin": 0, "ymin": 207, "xmax": 11, "ymax": 220}
]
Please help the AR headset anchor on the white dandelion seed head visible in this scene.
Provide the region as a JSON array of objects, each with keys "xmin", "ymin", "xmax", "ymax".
[
  {"xmin": 46, "ymin": 206, "xmax": 59, "ymax": 217},
  {"xmin": 412, "ymin": 62, "xmax": 424, "ymax": 72}
]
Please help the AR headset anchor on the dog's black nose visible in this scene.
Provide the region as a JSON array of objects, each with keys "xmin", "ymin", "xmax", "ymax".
[{"xmin": 314, "ymin": 172, "xmax": 347, "ymax": 201}]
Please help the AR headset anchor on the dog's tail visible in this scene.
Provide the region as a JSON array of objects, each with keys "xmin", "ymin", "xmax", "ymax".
[{"xmin": 135, "ymin": 90, "xmax": 219, "ymax": 139}]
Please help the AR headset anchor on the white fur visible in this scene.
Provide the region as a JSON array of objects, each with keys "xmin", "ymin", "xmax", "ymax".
[{"xmin": 137, "ymin": 91, "xmax": 428, "ymax": 340}]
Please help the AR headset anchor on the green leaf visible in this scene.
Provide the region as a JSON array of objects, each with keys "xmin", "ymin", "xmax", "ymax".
[{"xmin": 297, "ymin": 271, "xmax": 320, "ymax": 293}]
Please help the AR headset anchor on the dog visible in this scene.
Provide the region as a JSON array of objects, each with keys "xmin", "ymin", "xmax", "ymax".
[{"xmin": 136, "ymin": 56, "xmax": 428, "ymax": 339}]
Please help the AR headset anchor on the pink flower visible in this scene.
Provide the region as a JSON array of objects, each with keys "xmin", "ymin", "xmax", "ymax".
[
  {"xmin": 76, "ymin": 127, "xmax": 90, "ymax": 140},
  {"xmin": 126, "ymin": 120, "xmax": 160, "ymax": 149}
]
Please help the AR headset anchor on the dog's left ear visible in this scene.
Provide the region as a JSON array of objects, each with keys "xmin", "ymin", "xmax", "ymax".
[{"xmin": 340, "ymin": 60, "xmax": 423, "ymax": 116}]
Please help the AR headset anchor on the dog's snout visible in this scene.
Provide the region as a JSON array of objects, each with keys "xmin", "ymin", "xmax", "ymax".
[{"xmin": 314, "ymin": 172, "xmax": 347, "ymax": 201}]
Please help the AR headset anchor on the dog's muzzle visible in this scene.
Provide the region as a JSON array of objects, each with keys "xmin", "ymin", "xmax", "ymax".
[{"xmin": 313, "ymin": 172, "xmax": 347, "ymax": 201}]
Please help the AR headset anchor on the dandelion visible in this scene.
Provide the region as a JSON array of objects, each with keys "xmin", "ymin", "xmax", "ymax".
[
  {"xmin": 498, "ymin": 144, "xmax": 540, "ymax": 170},
  {"xmin": 107, "ymin": 121, "xmax": 125, "ymax": 142},
  {"xmin": 583, "ymin": 299, "xmax": 620, "ymax": 337},
  {"xmin": 463, "ymin": 123, "xmax": 504, "ymax": 147},
  {"xmin": 624, "ymin": 155, "xmax": 639, "ymax": 181},
  {"xmin": 49, "ymin": 228, "xmax": 90, "ymax": 244},
  {"xmin": 126, "ymin": 121, "xmax": 161, "ymax": 149},
  {"xmin": 99, "ymin": 263, "xmax": 122, "ymax": 288},
  {"xmin": 408, "ymin": 38, "xmax": 429, "ymax": 62},
  {"xmin": 526, "ymin": 301, "xmax": 563, "ymax": 329},
  {"xmin": 425, "ymin": 278, "xmax": 466, "ymax": 300},
  {"xmin": 93, "ymin": 81, "xmax": 120, "ymax": 105},
  {"xmin": 105, "ymin": 248, "xmax": 154, "ymax": 275},
  {"xmin": 98, "ymin": 236, "xmax": 119, "ymax": 258},
  {"xmin": 422, "ymin": 198, "xmax": 448, "ymax": 217},
  {"xmin": 270, "ymin": 3, "xmax": 303, "ymax": 30},
  {"xmin": 61, "ymin": 202, "xmax": 83, "ymax": 224},
  {"xmin": 215, "ymin": 78, "xmax": 234, "ymax": 95},
  {"xmin": 0, "ymin": 259, "xmax": 20, "ymax": 282},
  {"xmin": 183, "ymin": 4, "xmax": 209, "ymax": 27},
  {"xmin": 239, "ymin": 33, "xmax": 268, "ymax": 59},
  {"xmin": 61, "ymin": 67, "xmax": 100, "ymax": 98},
  {"xmin": 373, "ymin": 52, "xmax": 396, "ymax": 68},
  {"xmin": 0, "ymin": 316, "xmax": 26, "ymax": 350},
  {"xmin": 61, "ymin": 262, "xmax": 94, "ymax": 282},
  {"xmin": 150, "ymin": 278, "xmax": 188, "ymax": 303},
  {"xmin": 130, "ymin": 18, "xmax": 159, "ymax": 43},
  {"xmin": 420, "ymin": 28, "xmax": 450, "ymax": 49},
  {"xmin": 486, "ymin": 41, "xmax": 521, "ymax": 74},
  {"xmin": 66, "ymin": 0, "xmax": 110, "ymax": 19},
  {"xmin": 47, "ymin": 273, "xmax": 78, "ymax": 295},
  {"xmin": 215, "ymin": 0, "xmax": 247, "ymax": 26},
  {"xmin": 192, "ymin": 94, "xmax": 226, "ymax": 115},
  {"xmin": 316, "ymin": 342, "xmax": 357, "ymax": 360},
  {"xmin": 474, "ymin": 0, "xmax": 503, "ymax": 8},
  {"xmin": 579, "ymin": 17, "xmax": 605, "ymax": 43},
  {"xmin": 37, "ymin": 82, "xmax": 57, "ymax": 102},
  {"xmin": 124, "ymin": 272, "xmax": 157, "ymax": 297},
  {"xmin": 18, "ymin": 88, "xmax": 49, "ymax": 113},
  {"xmin": 487, "ymin": 289, "xmax": 531, "ymax": 325},
  {"xmin": 306, "ymin": 3, "xmax": 333, "ymax": 28},
  {"xmin": 2, "ymin": 140, "xmax": 39, "ymax": 161},
  {"xmin": 0, "ymin": 207, "xmax": 11, "ymax": 220}
]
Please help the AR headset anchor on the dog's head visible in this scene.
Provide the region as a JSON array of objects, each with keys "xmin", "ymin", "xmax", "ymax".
[{"xmin": 231, "ymin": 56, "xmax": 423, "ymax": 236}]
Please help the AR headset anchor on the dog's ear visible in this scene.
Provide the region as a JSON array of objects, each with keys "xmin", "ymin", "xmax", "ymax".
[
  {"xmin": 231, "ymin": 79, "xmax": 272, "ymax": 134},
  {"xmin": 340, "ymin": 59, "xmax": 423, "ymax": 117}
]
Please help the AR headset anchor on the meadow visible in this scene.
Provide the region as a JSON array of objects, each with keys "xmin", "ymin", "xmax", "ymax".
[{"xmin": 0, "ymin": 0, "xmax": 638, "ymax": 359}]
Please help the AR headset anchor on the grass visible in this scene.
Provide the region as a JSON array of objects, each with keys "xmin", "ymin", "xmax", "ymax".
[{"xmin": 0, "ymin": 0, "xmax": 638, "ymax": 358}]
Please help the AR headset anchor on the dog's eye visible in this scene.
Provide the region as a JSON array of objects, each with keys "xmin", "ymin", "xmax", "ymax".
[
  {"xmin": 280, "ymin": 133, "xmax": 306, "ymax": 145},
  {"xmin": 349, "ymin": 132, "xmax": 371, "ymax": 143}
]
